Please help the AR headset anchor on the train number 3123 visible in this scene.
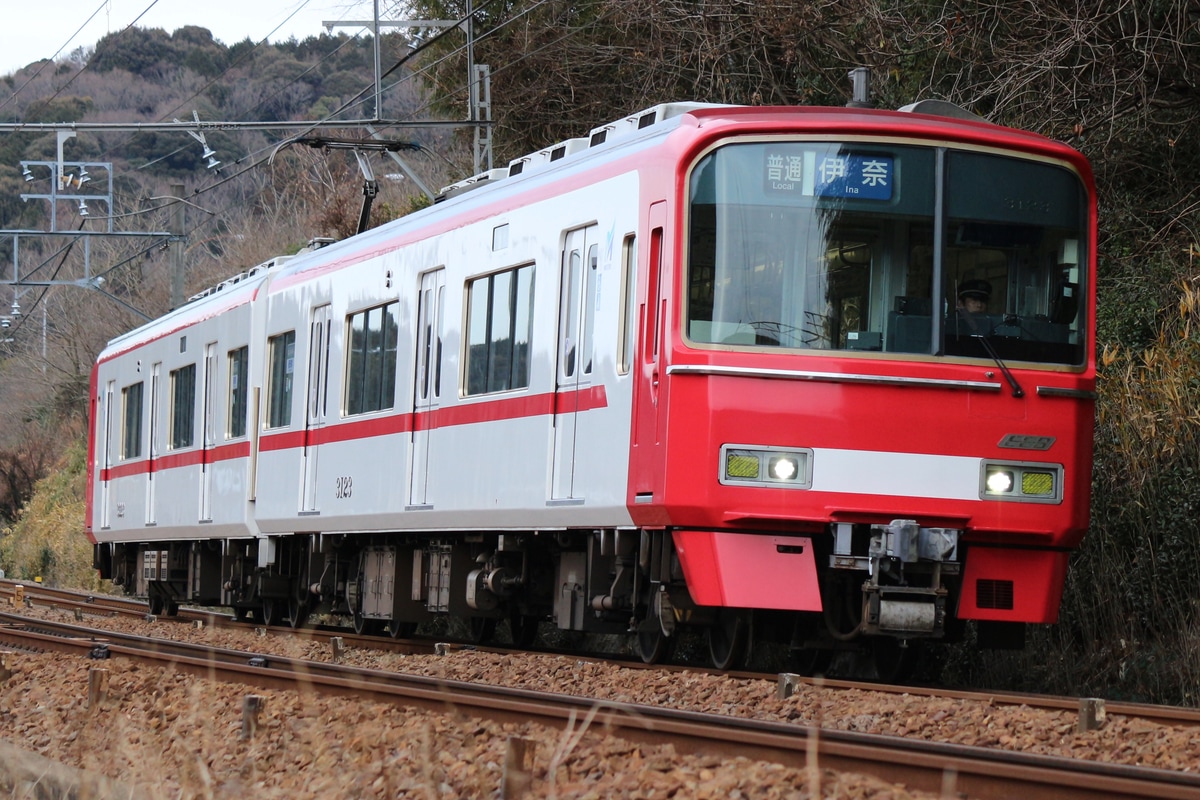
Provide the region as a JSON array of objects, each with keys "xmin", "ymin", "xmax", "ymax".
[{"xmin": 334, "ymin": 476, "xmax": 353, "ymax": 499}]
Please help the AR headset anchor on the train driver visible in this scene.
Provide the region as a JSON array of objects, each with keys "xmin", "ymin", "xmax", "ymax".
[
  {"xmin": 952, "ymin": 279, "xmax": 992, "ymax": 335},
  {"xmin": 956, "ymin": 279, "xmax": 991, "ymax": 315}
]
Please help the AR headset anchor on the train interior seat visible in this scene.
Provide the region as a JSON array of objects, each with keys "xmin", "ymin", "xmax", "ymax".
[{"xmin": 886, "ymin": 296, "xmax": 932, "ymax": 353}]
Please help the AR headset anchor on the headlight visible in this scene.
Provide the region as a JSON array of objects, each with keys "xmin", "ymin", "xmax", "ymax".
[
  {"xmin": 769, "ymin": 455, "xmax": 798, "ymax": 481},
  {"xmin": 721, "ymin": 445, "xmax": 812, "ymax": 489},
  {"xmin": 981, "ymin": 461, "xmax": 1062, "ymax": 503},
  {"xmin": 985, "ymin": 469, "xmax": 1014, "ymax": 494}
]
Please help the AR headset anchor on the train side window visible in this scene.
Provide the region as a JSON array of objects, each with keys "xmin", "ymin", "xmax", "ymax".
[
  {"xmin": 582, "ymin": 243, "xmax": 598, "ymax": 375},
  {"xmin": 120, "ymin": 381, "xmax": 143, "ymax": 460},
  {"xmin": 266, "ymin": 331, "xmax": 296, "ymax": 428},
  {"xmin": 203, "ymin": 344, "xmax": 217, "ymax": 449},
  {"xmin": 102, "ymin": 382, "xmax": 114, "ymax": 468},
  {"xmin": 618, "ymin": 234, "xmax": 636, "ymax": 375},
  {"xmin": 418, "ymin": 286, "xmax": 433, "ymax": 401},
  {"xmin": 345, "ymin": 301, "xmax": 399, "ymax": 415},
  {"xmin": 149, "ymin": 364, "xmax": 161, "ymax": 459},
  {"xmin": 649, "ymin": 226, "xmax": 664, "ymax": 360},
  {"xmin": 434, "ymin": 284, "xmax": 445, "ymax": 397},
  {"xmin": 560, "ymin": 248, "xmax": 582, "ymax": 378},
  {"xmin": 227, "ymin": 346, "xmax": 248, "ymax": 438},
  {"xmin": 168, "ymin": 364, "xmax": 196, "ymax": 450},
  {"xmin": 464, "ymin": 264, "xmax": 534, "ymax": 396}
]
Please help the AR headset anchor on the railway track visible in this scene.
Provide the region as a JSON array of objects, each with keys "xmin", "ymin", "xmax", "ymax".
[
  {"xmin": 0, "ymin": 607, "xmax": 1197, "ymax": 799},
  {"xmin": 5, "ymin": 580, "xmax": 1198, "ymax": 731},
  {"xmin": 0, "ymin": 580, "xmax": 448, "ymax": 657}
]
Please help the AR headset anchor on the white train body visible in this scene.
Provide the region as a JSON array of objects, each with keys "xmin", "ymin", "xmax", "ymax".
[{"xmin": 94, "ymin": 165, "xmax": 641, "ymax": 538}]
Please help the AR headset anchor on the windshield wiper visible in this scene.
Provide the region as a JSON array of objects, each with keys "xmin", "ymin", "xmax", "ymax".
[{"xmin": 971, "ymin": 334, "xmax": 1024, "ymax": 398}]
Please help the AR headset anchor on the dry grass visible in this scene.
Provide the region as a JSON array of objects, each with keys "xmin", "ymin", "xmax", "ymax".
[
  {"xmin": 0, "ymin": 437, "xmax": 103, "ymax": 592},
  {"xmin": 1040, "ymin": 276, "xmax": 1200, "ymax": 703},
  {"xmin": 0, "ymin": 649, "xmax": 943, "ymax": 800}
]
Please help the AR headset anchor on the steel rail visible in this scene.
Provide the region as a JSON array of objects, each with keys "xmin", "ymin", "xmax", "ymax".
[
  {"xmin": 756, "ymin": 671, "xmax": 1200, "ymax": 728},
  {"xmin": 0, "ymin": 615, "xmax": 1196, "ymax": 799},
  {"xmin": 4, "ymin": 582, "xmax": 1195, "ymax": 734},
  {"xmin": 6, "ymin": 581, "xmax": 1200, "ymax": 729},
  {"xmin": 0, "ymin": 582, "xmax": 439, "ymax": 654}
]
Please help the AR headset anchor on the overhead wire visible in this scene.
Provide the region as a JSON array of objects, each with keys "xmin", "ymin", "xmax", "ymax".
[
  {"xmin": 5, "ymin": 0, "xmax": 529, "ymax": 341},
  {"xmin": 117, "ymin": 1, "xmax": 437, "ymax": 241},
  {"xmin": 65, "ymin": 0, "xmax": 357, "ymax": 238},
  {"xmin": 179, "ymin": 1, "xmax": 506, "ymax": 205},
  {"xmin": 94, "ymin": 0, "xmax": 504, "ymax": 216},
  {"xmin": 0, "ymin": 0, "xmax": 274, "ymax": 339},
  {"xmin": 11, "ymin": 0, "xmax": 166, "ymax": 131},
  {"xmin": 14, "ymin": 1, "xmax": 480, "ymax": 241},
  {"xmin": 129, "ymin": 31, "xmax": 365, "ymax": 176},
  {"xmin": 0, "ymin": 0, "xmax": 111, "ymax": 113},
  {"xmin": 156, "ymin": 0, "xmax": 520, "ymax": 285},
  {"xmin": 0, "ymin": 218, "xmax": 120, "ymax": 342},
  {"xmin": 95, "ymin": 0, "xmax": 333, "ymax": 174},
  {"xmin": 370, "ymin": 0, "xmax": 581, "ymax": 130},
  {"xmin": 0, "ymin": 0, "xmax": 227, "ymax": 337},
  {"xmin": 30, "ymin": 0, "xmax": 361, "ymax": 320}
]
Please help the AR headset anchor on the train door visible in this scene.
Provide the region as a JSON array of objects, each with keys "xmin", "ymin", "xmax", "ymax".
[
  {"xmin": 200, "ymin": 342, "xmax": 216, "ymax": 521},
  {"xmin": 301, "ymin": 304, "xmax": 332, "ymax": 512},
  {"xmin": 146, "ymin": 363, "xmax": 160, "ymax": 524},
  {"xmin": 409, "ymin": 268, "xmax": 445, "ymax": 508},
  {"xmin": 552, "ymin": 225, "xmax": 598, "ymax": 500},
  {"xmin": 631, "ymin": 202, "xmax": 668, "ymax": 499},
  {"xmin": 100, "ymin": 380, "xmax": 114, "ymax": 529}
]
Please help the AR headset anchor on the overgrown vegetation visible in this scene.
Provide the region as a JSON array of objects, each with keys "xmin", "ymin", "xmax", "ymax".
[
  {"xmin": 0, "ymin": 433, "xmax": 101, "ymax": 590},
  {"xmin": 929, "ymin": 287, "xmax": 1200, "ymax": 704},
  {"xmin": 2, "ymin": 2, "xmax": 1200, "ymax": 702}
]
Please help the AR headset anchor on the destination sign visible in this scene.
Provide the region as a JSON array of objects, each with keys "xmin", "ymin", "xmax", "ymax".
[{"xmin": 764, "ymin": 151, "xmax": 894, "ymax": 201}]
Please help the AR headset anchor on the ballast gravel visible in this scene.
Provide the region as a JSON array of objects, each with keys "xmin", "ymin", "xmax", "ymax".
[{"xmin": 0, "ymin": 603, "xmax": 1195, "ymax": 798}]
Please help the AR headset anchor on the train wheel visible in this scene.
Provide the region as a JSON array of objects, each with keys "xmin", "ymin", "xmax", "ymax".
[
  {"xmin": 469, "ymin": 617, "xmax": 497, "ymax": 645},
  {"xmin": 147, "ymin": 594, "xmax": 165, "ymax": 616},
  {"xmin": 261, "ymin": 599, "xmax": 281, "ymax": 627},
  {"xmin": 708, "ymin": 609, "xmax": 750, "ymax": 670},
  {"xmin": 352, "ymin": 611, "xmax": 370, "ymax": 635},
  {"xmin": 508, "ymin": 613, "xmax": 539, "ymax": 648},
  {"xmin": 635, "ymin": 625, "xmax": 673, "ymax": 664},
  {"xmin": 636, "ymin": 585, "xmax": 677, "ymax": 664},
  {"xmin": 287, "ymin": 597, "xmax": 308, "ymax": 629},
  {"xmin": 233, "ymin": 605, "xmax": 252, "ymax": 623},
  {"xmin": 386, "ymin": 618, "xmax": 417, "ymax": 639}
]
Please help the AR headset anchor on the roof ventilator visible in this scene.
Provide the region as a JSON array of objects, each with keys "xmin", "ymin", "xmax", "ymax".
[{"xmin": 438, "ymin": 102, "xmax": 726, "ymax": 200}]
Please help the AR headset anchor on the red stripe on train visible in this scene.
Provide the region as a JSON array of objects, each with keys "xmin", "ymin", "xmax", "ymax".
[
  {"xmin": 100, "ymin": 440, "xmax": 251, "ymax": 481},
  {"xmin": 104, "ymin": 387, "xmax": 609, "ymax": 479}
]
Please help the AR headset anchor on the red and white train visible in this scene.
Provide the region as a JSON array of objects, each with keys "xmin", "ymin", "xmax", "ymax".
[{"xmin": 87, "ymin": 99, "xmax": 1096, "ymax": 675}]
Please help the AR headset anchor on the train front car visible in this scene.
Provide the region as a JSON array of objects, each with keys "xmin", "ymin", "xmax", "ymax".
[{"xmin": 630, "ymin": 105, "xmax": 1096, "ymax": 675}]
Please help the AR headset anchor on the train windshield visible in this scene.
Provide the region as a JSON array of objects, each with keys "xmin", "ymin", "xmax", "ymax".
[{"xmin": 686, "ymin": 141, "xmax": 1088, "ymax": 365}]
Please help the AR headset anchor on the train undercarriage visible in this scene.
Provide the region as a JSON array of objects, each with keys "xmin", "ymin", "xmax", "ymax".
[{"xmin": 96, "ymin": 519, "xmax": 1022, "ymax": 678}]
